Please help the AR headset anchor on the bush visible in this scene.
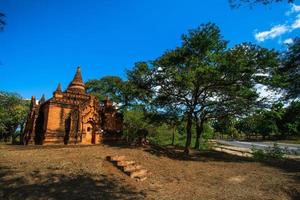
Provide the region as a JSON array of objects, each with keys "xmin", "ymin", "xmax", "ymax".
[
  {"xmin": 251, "ymin": 143, "xmax": 285, "ymax": 161},
  {"xmin": 199, "ymin": 123, "xmax": 215, "ymax": 150},
  {"xmin": 251, "ymin": 148, "xmax": 267, "ymax": 160}
]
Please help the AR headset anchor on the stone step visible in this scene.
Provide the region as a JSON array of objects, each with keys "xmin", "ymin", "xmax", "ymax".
[
  {"xmin": 109, "ymin": 155, "xmax": 126, "ymax": 162},
  {"xmin": 123, "ymin": 165, "xmax": 142, "ymax": 173},
  {"xmin": 108, "ymin": 155, "xmax": 150, "ymax": 181},
  {"xmin": 137, "ymin": 176, "xmax": 148, "ymax": 182},
  {"xmin": 117, "ymin": 160, "xmax": 135, "ymax": 167},
  {"xmin": 130, "ymin": 169, "xmax": 148, "ymax": 178}
]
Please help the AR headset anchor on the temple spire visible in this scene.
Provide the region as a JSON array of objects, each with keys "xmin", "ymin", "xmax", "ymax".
[
  {"xmin": 39, "ymin": 94, "xmax": 45, "ymax": 105},
  {"xmin": 67, "ymin": 66, "xmax": 85, "ymax": 93},
  {"xmin": 56, "ymin": 83, "xmax": 62, "ymax": 93},
  {"xmin": 53, "ymin": 83, "xmax": 63, "ymax": 98},
  {"xmin": 30, "ymin": 96, "xmax": 36, "ymax": 109},
  {"xmin": 72, "ymin": 66, "xmax": 84, "ymax": 84}
]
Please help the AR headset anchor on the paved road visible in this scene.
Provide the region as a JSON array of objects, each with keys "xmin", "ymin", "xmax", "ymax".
[{"xmin": 216, "ymin": 140, "xmax": 300, "ymax": 155}]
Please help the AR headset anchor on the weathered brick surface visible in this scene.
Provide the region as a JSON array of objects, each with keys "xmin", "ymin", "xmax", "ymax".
[{"xmin": 23, "ymin": 67, "xmax": 123, "ymax": 145}]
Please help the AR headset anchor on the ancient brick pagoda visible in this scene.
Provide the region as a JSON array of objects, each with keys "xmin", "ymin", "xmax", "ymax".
[{"xmin": 23, "ymin": 67, "xmax": 123, "ymax": 145}]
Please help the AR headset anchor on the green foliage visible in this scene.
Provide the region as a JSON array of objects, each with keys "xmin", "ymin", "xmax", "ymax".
[
  {"xmin": 278, "ymin": 101, "xmax": 300, "ymax": 137},
  {"xmin": 266, "ymin": 143, "xmax": 286, "ymax": 159},
  {"xmin": 199, "ymin": 123, "xmax": 215, "ymax": 150},
  {"xmin": 202, "ymin": 123, "xmax": 215, "ymax": 140},
  {"xmin": 271, "ymin": 37, "xmax": 300, "ymax": 101},
  {"xmin": 122, "ymin": 106, "xmax": 148, "ymax": 142},
  {"xmin": 86, "ymin": 76, "xmax": 122, "ymax": 101},
  {"xmin": 213, "ymin": 116, "xmax": 239, "ymax": 139},
  {"xmin": 127, "ymin": 23, "xmax": 278, "ymax": 153},
  {"xmin": 121, "ymin": 107, "xmax": 183, "ymax": 146},
  {"xmin": 254, "ymin": 106, "xmax": 283, "ymax": 138},
  {"xmin": 85, "ymin": 23, "xmax": 298, "ymax": 151},
  {"xmin": 235, "ymin": 102, "xmax": 299, "ymax": 140},
  {"xmin": 251, "ymin": 148, "xmax": 267, "ymax": 160},
  {"xmin": 86, "ymin": 76, "xmax": 136, "ymax": 111},
  {"xmin": 146, "ymin": 120, "xmax": 215, "ymax": 149},
  {"xmin": 126, "ymin": 62, "xmax": 154, "ymax": 105},
  {"xmin": 251, "ymin": 143, "xmax": 285, "ymax": 161},
  {"xmin": 0, "ymin": 92, "xmax": 29, "ymax": 142}
]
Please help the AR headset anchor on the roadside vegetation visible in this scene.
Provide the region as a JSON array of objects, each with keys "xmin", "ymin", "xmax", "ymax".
[{"xmin": 251, "ymin": 143, "xmax": 286, "ymax": 160}]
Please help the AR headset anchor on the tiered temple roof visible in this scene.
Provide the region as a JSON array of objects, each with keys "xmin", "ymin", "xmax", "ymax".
[{"xmin": 67, "ymin": 66, "xmax": 85, "ymax": 94}]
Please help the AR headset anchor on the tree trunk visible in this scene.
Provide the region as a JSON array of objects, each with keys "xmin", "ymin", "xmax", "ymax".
[
  {"xmin": 4, "ymin": 132, "xmax": 10, "ymax": 142},
  {"xmin": 194, "ymin": 123, "xmax": 200, "ymax": 149},
  {"xmin": 194, "ymin": 119, "xmax": 205, "ymax": 149},
  {"xmin": 20, "ymin": 123, "xmax": 25, "ymax": 145},
  {"xmin": 184, "ymin": 113, "xmax": 193, "ymax": 155}
]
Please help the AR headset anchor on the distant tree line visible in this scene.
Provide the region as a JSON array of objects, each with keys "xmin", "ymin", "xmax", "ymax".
[{"xmin": 213, "ymin": 102, "xmax": 300, "ymax": 140}]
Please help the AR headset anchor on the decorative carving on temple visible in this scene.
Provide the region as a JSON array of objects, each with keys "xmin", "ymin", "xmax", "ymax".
[{"xmin": 22, "ymin": 66, "xmax": 123, "ymax": 145}]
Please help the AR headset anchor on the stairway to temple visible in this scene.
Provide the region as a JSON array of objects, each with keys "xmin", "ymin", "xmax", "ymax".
[{"xmin": 107, "ymin": 155, "xmax": 150, "ymax": 181}]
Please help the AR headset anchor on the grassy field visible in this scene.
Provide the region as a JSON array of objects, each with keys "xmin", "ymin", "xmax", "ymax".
[{"xmin": 0, "ymin": 143, "xmax": 299, "ymax": 200}]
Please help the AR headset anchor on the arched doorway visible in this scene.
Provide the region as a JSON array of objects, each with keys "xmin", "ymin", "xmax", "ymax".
[
  {"xmin": 64, "ymin": 116, "xmax": 71, "ymax": 145},
  {"xmin": 83, "ymin": 122, "xmax": 95, "ymax": 144}
]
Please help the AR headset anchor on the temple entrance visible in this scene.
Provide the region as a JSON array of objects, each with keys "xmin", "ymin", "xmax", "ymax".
[
  {"xmin": 83, "ymin": 122, "xmax": 95, "ymax": 144},
  {"xmin": 64, "ymin": 116, "xmax": 71, "ymax": 145}
]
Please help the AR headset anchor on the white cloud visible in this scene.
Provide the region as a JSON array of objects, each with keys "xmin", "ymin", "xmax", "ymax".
[
  {"xmin": 291, "ymin": 14, "xmax": 300, "ymax": 29},
  {"xmin": 255, "ymin": 25, "xmax": 289, "ymax": 42},
  {"xmin": 293, "ymin": 4, "xmax": 300, "ymax": 12},
  {"xmin": 283, "ymin": 38, "xmax": 293, "ymax": 45},
  {"xmin": 255, "ymin": 9, "xmax": 300, "ymax": 42},
  {"xmin": 286, "ymin": 4, "xmax": 300, "ymax": 15}
]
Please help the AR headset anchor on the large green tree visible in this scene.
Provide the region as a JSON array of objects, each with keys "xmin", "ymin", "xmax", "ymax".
[
  {"xmin": 0, "ymin": 92, "xmax": 29, "ymax": 142},
  {"xmin": 129, "ymin": 23, "xmax": 278, "ymax": 154}
]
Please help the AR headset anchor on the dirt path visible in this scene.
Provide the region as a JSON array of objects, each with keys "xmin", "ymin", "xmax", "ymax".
[{"xmin": 0, "ymin": 144, "xmax": 299, "ymax": 200}]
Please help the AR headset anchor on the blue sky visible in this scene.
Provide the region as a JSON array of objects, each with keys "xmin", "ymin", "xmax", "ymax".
[{"xmin": 0, "ymin": 0, "xmax": 300, "ymax": 99}]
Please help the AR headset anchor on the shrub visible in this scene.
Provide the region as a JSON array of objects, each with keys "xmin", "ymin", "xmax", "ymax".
[
  {"xmin": 251, "ymin": 143, "xmax": 285, "ymax": 161},
  {"xmin": 251, "ymin": 147, "xmax": 267, "ymax": 160},
  {"xmin": 199, "ymin": 123, "xmax": 215, "ymax": 150}
]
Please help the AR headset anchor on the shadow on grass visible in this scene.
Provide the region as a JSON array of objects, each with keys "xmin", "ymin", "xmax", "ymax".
[
  {"xmin": 0, "ymin": 165, "xmax": 146, "ymax": 200},
  {"xmin": 259, "ymin": 158, "xmax": 300, "ymax": 180},
  {"xmin": 4, "ymin": 142, "xmax": 300, "ymax": 175},
  {"xmin": 105, "ymin": 141, "xmax": 300, "ymax": 181},
  {"xmin": 1, "ymin": 142, "xmax": 299, "ymax": 199},
  {"xmin": 104, "ymin": 141, "xmax": 252, "ymax": 162}
]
